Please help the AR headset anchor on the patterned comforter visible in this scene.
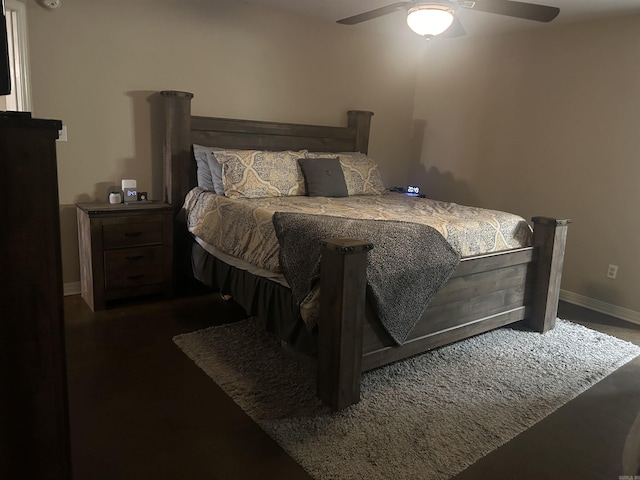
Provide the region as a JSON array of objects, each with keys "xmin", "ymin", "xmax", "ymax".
[
  {"xmin": 183, "ymin": 187, "xmax": 532, "ymax": 275},
  {"xmin": 184, "ymin": 188, "xmax": 532, "ymax": 332}
]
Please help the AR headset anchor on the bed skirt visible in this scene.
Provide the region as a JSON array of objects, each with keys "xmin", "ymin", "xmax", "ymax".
[{"xmin": 191, "ymin": 241, "xmax": 318, "ymax": 355}]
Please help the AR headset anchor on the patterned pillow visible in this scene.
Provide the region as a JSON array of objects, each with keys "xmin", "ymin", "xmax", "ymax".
[
  {"xmin": 215, "ymin": 149, "xmax": 306, "ymax": 199},
  {"xmin": 305, "ymin": 152, "xmax": 385, "ymax": 195}
]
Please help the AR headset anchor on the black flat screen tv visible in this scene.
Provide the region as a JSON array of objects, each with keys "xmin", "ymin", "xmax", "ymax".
[{"xmin": 1, "ymin": 6, "xmax": 11, "ymax": 96}]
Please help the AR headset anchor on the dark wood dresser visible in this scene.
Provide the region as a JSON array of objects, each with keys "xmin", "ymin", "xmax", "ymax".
[
  {"xmin": 0, "ymin": 114, "xmax": 71, "ymax": 479},
  {"xmin": 76, "ymin": 202, "xmax": 174, "ymax": 310}
]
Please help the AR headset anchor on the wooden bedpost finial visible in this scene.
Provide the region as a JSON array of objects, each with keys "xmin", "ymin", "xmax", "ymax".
[{"xmin": 160, "ymin": 90, "xmax": 194, "ymax": 99}]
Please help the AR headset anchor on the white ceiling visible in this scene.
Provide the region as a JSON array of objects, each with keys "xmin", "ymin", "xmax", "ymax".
[{"xmin": 241, "ymin": 0, "xmax": 640, "ymax": 38}]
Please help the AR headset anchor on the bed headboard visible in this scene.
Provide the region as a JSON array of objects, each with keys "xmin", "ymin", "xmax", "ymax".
[{"xmin": 160, "ymin": 90, "xmax": 374, "ymax": 214}]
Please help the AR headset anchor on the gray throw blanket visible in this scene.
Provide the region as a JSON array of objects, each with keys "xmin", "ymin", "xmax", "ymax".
[{"xmin": 272, "ymin": 212, "xmax": 461, "ymax": 344}]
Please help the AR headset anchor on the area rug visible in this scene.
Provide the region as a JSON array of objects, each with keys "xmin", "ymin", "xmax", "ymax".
[{"xmin": 173, "ymin": 319, "xmax": 640, "ymax": 479}]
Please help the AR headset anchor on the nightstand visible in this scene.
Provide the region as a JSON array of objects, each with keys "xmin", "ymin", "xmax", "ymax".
[{"xmin": 76, "ymin": 202, "xmax": 173, "ymax": 310}]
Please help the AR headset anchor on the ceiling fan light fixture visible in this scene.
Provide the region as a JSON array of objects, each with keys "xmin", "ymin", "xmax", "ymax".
[{"xmin": 406, "ymin": 4, "xmax": 455, "ymax": 37}]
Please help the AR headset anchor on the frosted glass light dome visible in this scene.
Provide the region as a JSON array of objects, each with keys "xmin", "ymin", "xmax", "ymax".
[{"xmin": 406, "ymin": 5, "xmax": 455, "ymax": 37}]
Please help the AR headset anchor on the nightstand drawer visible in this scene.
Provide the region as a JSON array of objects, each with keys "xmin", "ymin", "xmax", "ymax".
[
  {"xmin": 102, "ymin": 222, "xmax": 164, "ymax": 249},
  {"xmin": 104, "ymin": 246, "xmax": 164, "ymax": 290}
]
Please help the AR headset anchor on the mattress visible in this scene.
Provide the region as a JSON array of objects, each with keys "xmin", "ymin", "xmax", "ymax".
[
  {"xmin": 183, "ymin": 187, "xmax": 533, "ymax": 275},
  {"xmin": 184, "ymin": 188, "xmax": 533, "ymax": 336}
]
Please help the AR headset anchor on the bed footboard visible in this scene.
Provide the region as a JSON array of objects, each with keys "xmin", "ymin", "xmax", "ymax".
[
  {"xmin": 527, "ymin": 217, "xmax": 572, "ymax": 333},
  {"xmin": 317, "ymin": 216, "xmax": 570, "ymax": 411},
  {"xmin": 316, "ymin": 238, "xmax": 373, "ymax": 410}
]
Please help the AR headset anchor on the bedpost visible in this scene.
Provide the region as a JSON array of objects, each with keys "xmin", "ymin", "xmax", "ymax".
[
  {"xmin": 160, "ymin": 90, "xmax": 195, "ymax": 293},
  {"xmin": 161, "ymin": 90, "xmax": 194, "ymax": 209},
  {"xmin": 347, "ymin": 111, "xmax": 374, "ymax": 154},
  {"xmin": 317, "ymin": 238, "xmax": 373, "ymax": 411},
  {"xmin": 526, "ymin": 217, "xmax": 571, "ymax": 333}
]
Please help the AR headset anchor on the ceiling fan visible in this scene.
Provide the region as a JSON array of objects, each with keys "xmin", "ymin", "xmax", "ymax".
[{"xmin": 336, "ymin": 1, "xmax": 560, "ymax": 38}]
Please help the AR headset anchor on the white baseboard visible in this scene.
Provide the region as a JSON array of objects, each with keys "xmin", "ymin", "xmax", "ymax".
[
  {"xmin": 560, "ymin": 290, "xmax": 640, "ymax": 326},
  {"xmin": 64, "ymin": 281, "xmax": 81, "ymax": 296}
]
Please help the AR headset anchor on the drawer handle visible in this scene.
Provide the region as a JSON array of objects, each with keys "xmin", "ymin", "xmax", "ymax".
[
  {"xmin": 126, "ymin": 274, "xmax": 145, "ymax": 280},
  {"xmin": 124, "ymin": 232, "xmax": 143, "ymax": 238},
  {"xmin": 126, "ymin": 255, "xmax": 144, "ymax": 261}
]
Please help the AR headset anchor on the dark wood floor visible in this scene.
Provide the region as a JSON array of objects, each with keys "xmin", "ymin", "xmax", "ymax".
[{"xmin": 64, "ymin": 294, "xmax": 640, "ymax": 479}]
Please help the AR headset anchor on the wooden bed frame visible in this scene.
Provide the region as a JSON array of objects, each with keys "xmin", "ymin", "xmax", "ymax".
[{"xmin": 161, "ymin": 90, "xmax": 570, "ymax": 411}]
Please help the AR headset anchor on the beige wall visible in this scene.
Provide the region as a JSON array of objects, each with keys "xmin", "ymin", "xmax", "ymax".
[
  {"xmin": 413, "ymin": 14, "xmax": 640, "ymax": 314},
  {"xmin": 25, "ymin": 0, "xmax": 640, "ymax": 318},
  {"xmin": 25, "ymin": 0, "xmax": 423, "ymax": 285}
]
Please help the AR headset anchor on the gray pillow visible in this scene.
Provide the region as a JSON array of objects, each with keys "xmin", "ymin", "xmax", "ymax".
[
  {"xmin": 193, "ymin": 144, "xmax": 224, "ymax": 195},
  {"xmin": 298, "ymin": 157, "xmax": 348, "ymax": 197},
  {"xmin": 193, "ymin": 144, "xmax": 214, "ymax": 191}
]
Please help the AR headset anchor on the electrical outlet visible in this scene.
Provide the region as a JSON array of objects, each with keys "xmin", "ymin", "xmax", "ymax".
[
  {"xmin": 607, "ymin": 264, "xmax": 618, "ymax": 279},
  {"xmin": 57, "ymin": 125, "xmax": 67, "ymax": 142}
]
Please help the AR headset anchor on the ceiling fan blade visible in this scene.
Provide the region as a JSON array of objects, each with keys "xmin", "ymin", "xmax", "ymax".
[
  {"xmin": 337, "ymin": 2, "xmax": 411, "ymax": 25},
  {"xmin": 462, "ymin": 0, "xmax": 559, "ymax": 22},
  {"xmin": 440, "ymin": 16, "xmax": 466, "ymax": 37}
]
